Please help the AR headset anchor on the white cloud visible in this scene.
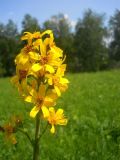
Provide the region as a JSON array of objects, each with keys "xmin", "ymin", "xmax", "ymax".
[
  {"xmin": 63, "ymin": 13, "xmax": 77, "ymax": 30},
  {"xmin": 64, "ymin": 14, "xmax": 69, "ymax": 19}
]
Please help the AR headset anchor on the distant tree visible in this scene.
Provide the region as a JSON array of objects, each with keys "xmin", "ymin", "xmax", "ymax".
[
  {"xmin": 43, "ymin": 14, "xmax": 71, "ymax": 37},
  {"xmin": 0, "ymin": 23, "xmax": 5, "ymax": 76},
  {"xmin": 0, "ymin": 37, "xmax": 18, "ymax": 76},
  {"xmin": 74, "ymin": 9, "xmax": 108, "ymax": 72},
  {"xmin": 5, "ymin": 19, "xmax": 18, "ymax": 38},
  {"xmin": 22, "ymin": 14, "xmax": 40, "ymax": 33},
  {"xmin": 43, "ymin": 13, "xmax": 75, "ymax": 71},
  {"xmin": 0, "ymin": 20, "xmax": 19, "ymax": 76},
  {"xmin": 0, "ymin": 23, "xmax": 5, "ymax": 37},
  {"xmin": 109, "ymin": 10, "xmax": 120, "ymax": 64}
]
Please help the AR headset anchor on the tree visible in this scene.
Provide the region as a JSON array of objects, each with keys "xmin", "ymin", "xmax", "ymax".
[
  {"xmin": 74, "ymin": 9, "xmax": 108, "ymax": 72},
  {"xmin": 5, "ymin": 19, "xmax": 18, "ymax": 38},
  {"xmin": 43, "ymin": 14, "xmax": 71, "ymax": 37},
  {"xmin": 22, "ymin": 14, "xmax": 40, "ymax": 33},
  {"xmin": 0, "ymin": 23, "xmax": 5, "ymax": 37},
  {"xmin": 0, "ymin": 20, "xmax": 19, "ymax": 76},
  {"xmin": 109, "ymin": 10, "xmax": 120, "ymax": 63}
]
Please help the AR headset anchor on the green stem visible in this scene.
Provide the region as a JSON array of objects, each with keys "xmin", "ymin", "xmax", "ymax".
[
  {"xmin": 33, "ymin": 112, "xmax": 41, "ymax": 160},
  {"xmin": 39, "ymin": 123, "xmax": 48, "ymax": 139},
  {"xmin": 17, "ymin": 128, "xmax": 33, "ymax": 147}
]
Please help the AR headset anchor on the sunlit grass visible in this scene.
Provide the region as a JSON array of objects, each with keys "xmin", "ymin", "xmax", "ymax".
[{"xmin": 1, "ymin": 69, "xmax": 120, "ymax": 160}]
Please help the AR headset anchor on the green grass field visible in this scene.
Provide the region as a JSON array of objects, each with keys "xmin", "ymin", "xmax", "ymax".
[{"xmin": 1, "ymin": 70, "xmax": 120, "ymax": 160}]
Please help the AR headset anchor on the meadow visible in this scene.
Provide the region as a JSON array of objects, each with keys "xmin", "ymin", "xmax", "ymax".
[{"xmin": 0, "ymin": 69, "xmax": 120, "ymax": 160}]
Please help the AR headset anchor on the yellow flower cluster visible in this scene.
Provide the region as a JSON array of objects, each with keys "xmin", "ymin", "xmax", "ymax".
[{"xmin": 11, "ymin": 30, "xmax": 69, "ymax": 133}]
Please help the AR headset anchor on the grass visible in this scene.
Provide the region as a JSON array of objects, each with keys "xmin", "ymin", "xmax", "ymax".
[{"xmin": 1, "ymin": 69, "xmax": 120, "ymax": 159}]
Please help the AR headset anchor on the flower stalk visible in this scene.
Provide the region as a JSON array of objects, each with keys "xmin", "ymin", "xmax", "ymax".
[
  {"xmin": 17, "ymin": 128, "xmax": 33, "ymax": 146},
  {"xmin": 33, "ymin": 112, "xmax": 41, "ymax": 160}
]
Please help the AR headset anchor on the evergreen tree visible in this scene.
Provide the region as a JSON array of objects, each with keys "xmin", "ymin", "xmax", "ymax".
[
  {"xmin": 109, "ymin": 10, "xmax": 120, "ymax": 64},
  {"xmin": 74, "ymin": 9, "xmax": 108, "ymax": 72},
  {"xmin": 22, "ymin": 14, "xmax": 40, "ymax": 33},
  {"xmin": 0, "ymin": 20, "xmax": 18, "ymax": 76}
]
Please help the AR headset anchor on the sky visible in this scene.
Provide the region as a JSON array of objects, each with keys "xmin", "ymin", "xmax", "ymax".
[{"xmin": 0, "ymin": 0, "xmax": 120, "ymax": 30}]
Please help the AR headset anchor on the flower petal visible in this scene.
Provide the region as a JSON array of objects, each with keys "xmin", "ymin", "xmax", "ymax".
[
  {"xmin": 48, "ymin": 77, "xmax": 53, "ymax": 85},
  {"xmin": 56, "ymin": 64, "xmax": 66, "ymax": 76},
  {"xmin": 44, "ymin": 96, "xmax": 55, "ymax": 107},
  {"xmin": 29, "ymin": 52, "xmax": 40, "ymax": 60},
  {"xmin": 49, "ymin": 107, "xmax": 55, "ymax": 116},
  {"xmin": 54, "ymin": 86, "xmax": 61, "ymax": 96},
  {"xmin": 56, "ymin": 109, "xmax": 63, "ymax": 116},
  {"xmin": 30, "ymin": 106, "xmax": 39, "ymax": 118},
  {"xmin": 32, "ymin": 63, "xmax": 42, "ymax": 72},
  {"xmin": 60, "ymin": 78, "xmax": 69, "ymax": 84},
  {"xmin": 57, "ymin": 118, "xmax": 68, "ymax": 125},
  {"xmin": 45, "ymin": 65, "xmax": 54, "ymax": 73},
  {"xmin": 11, "ymin": 75, "xmax": 19, "ymax": 85},
  {"xmin": 41, "ymin": 30, "xmax": 53, "ymax": 39},
  {"xmin": 42, "ymin": 106, "xmax": 49, "ymax": 118},
  {"xmin": 24, "ymin": 96, "xmax": 33, "ymax": 103},
  {"xmin": 50, "ymin": 125, "xmax": 55, "ymax": 134}
]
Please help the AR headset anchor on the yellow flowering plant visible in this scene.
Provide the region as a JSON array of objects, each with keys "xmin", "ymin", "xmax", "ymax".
[{"xmin": 0, "ymin": 30, "xmax": 69, "ymax": 160}]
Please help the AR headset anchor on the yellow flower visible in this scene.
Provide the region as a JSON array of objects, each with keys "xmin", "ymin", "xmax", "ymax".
[
  {"xmin": 31, "ymin": 42, "xmax": 64, "ymax": 77},
  {"xmin": 47, "ymin": 65, "xmax": 69, "ymax": 96},
  {"xmin": 3, "ymin": 123, "xmax": 17, "ymax": 144},
  {"xmin": 11, "ymin": 75, "xmax": 28, "ymax": 98},
  {"xmin": 41, "ymin": 30, "xmax": 53, "ymax": 39},
  {"xmin": 11, "ymin": 64, "xmax": 30, "ymax": 97},
  {"xmin": 15, "ymin": 45, "xmax": 39, "ymax": 66},
  {"xmin": 21, "ymin": 32, "xmax": 41, "ymax": 45},
  {"xmin": 12, "ymin": 30, "xmax": 69, "ymax": 135},
  {"xmin": 21, "ymin": 30, "xmax": 53, "ymax": 45},
  {"xmin": 25, "ymin": 84, "xmax": 57, "ymax": 118},
  {"xmin": 46, "ymin": 107, "xmax": 67, "ymax": 134}
]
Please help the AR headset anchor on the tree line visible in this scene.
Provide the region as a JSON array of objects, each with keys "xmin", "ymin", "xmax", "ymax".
[{"xmin": 0, "ymin": 9, "xmax": 120, "ymax": 77}]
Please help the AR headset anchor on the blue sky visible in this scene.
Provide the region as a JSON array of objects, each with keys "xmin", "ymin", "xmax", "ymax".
[{"xmin": 0, "ymin": 0, "xmax": 120, "ymax": 30}]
